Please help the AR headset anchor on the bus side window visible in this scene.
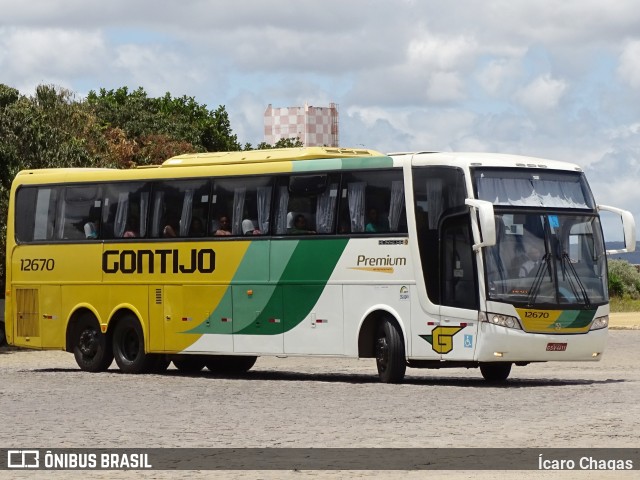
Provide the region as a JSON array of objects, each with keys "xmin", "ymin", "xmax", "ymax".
[
  {"xmin": 15, "ymin": 186, "xmax": 59, "ymax": 243},
  {"xmin": 212, "ymin": 176, "xmax": 273, "ymax": 236},
  {"xmin": 102, "ymin": 182, "xmax": 150, "ymax": 239},
  {"xmin": 339, "ymin": 170, "xmax": 406, "ymax": 235},
  {"xmin": 274, "ymin": 174, "xmax": 339, "ymax": 235},
  {"xmin": 151, "ymin": 179, "xmax": 210, "ymax": 238},
  {"xmin": 57, "ymin": 185, "xmax": 102, "ymax": 240}
]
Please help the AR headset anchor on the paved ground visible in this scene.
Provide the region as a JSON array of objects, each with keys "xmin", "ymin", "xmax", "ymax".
[{"xmin": 1, "ymin": 328, "xmax": 639, "ymax": 479}]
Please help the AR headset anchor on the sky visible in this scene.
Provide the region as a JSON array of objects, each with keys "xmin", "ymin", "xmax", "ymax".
[{"xmin": 1, "ymin": 0, "xmax": 640, "ymax": 241}]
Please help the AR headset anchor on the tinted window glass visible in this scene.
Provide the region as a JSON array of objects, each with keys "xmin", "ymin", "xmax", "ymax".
[
  {"xmin": 211, "ymin": 176, "xmax": 273, "ymax": 236},
  {"xmin": 338, "ymin": 170, "xmax": 406, "ymax": 234},
  {"xmin": 273, "ymin": 174, "xmax": 340, "ymax": 235},
  {"xmin": 150, "ymin": 179, "xmax": 210, "ymax": 238}
]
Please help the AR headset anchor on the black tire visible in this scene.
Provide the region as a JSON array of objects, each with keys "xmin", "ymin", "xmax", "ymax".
[
  {"xmin": 112, "ymin": 315, "xmax": 154, "ymax": 374},
  {"xmin": 205, "ymin": 355, "xmax": 257, "ymax": 374},
  {"xmin": 375, "ymin": 318, "xmax": 406, "ymax": 383},
  {"xmin": 73, "ymin": 316, "xmax": 113, "ymax": 372},
  {"xmin": 172, "ymin": 355, "xmax": 206, "ymax": 373},
  {"xmin": 0, "ymin": 321, "xmax": 6, "ymax": 346},
  {"xmin": 480, "ymin": 362, "xmax": 512, "ymax": 382}
]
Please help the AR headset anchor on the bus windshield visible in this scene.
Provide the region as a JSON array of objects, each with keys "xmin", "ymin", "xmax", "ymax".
[
  {"xmin": 483, "ymin": 212, "xmax": 607, "ymax": 306},
  {"xmin": 474, "ymin": 168, "xmax": 595, "ymax": 209}
]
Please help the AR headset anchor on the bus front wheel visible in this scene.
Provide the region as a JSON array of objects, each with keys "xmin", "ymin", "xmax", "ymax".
[
  {"xmin": 73, "ymin": 316, "xmax": 113, "ymax": 372},
  {"xmin": 112, "ymin": 316, "xmax": 154, "ymax": 374},
  {"xmin": 375, "ymin": 319, "xmax": 406, "ymax": 383},
  {"xmin": 480, "ymin": 362, "xmax": 512, "ymax": 382}
]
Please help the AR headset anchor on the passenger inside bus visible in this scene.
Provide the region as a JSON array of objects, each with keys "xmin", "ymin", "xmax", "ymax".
[
  {"xmin": 365, "ymin": 207, "xmax": 389, "ymax": 233},
  {"xmin": 288, "ymin": 214, "xmax": 315, "ymax": 234},
  {"xmin": 83, "ymin": 207, "xmax": 101, "ymax": 239},
  {"xmin": 189, "ymin": 217, "xmax": 205, "ymax": 237},
  {"xmin": 214, "ymin": 215, "xmax": 232, "ymax": 236},
  {"xmin": 123, "ymin": 221, "xmax": 137, "ymax": 238},
  {"xmin": 242, "ymin": 219, "xmax": 261, "ymax": 235}
]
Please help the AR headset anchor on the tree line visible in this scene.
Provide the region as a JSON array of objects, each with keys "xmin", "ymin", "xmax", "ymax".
[{"xmin": 0, "ymin": 83, "xmax": 302, "ymax": 291}]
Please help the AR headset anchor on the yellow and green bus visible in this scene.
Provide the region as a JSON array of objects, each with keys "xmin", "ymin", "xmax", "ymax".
[{"xmin": 5, "ymin": 148, "xmax": 635, "ymax": 382}]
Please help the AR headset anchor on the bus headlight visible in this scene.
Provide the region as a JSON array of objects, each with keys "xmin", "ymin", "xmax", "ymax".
[
  {"xmin": 590, "ymin": 315, "xmax": 609, "ymax": 330},
  {"xmin": 480, "ymin": 312, "xmax": 522, "ymax": 330}
]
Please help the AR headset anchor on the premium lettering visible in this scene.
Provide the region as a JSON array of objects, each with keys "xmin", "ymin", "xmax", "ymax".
[
  {"xmin": 356, "ymin": 255, "xmax": 407, "ymax": 267},
  {"xmin": 102, "ymin": 249, "xmax": 215, "ymax": 274}
]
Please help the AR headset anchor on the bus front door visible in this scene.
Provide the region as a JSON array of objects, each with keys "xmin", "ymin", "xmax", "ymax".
[{"xmin": 438, "ymin": 213, "xmax": 479, "ymax": 360}]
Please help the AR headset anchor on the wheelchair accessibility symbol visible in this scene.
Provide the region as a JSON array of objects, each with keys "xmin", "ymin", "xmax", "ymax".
[{"xmin": 464, "ymin": 334, "xmax": 473, "ymax": 348}]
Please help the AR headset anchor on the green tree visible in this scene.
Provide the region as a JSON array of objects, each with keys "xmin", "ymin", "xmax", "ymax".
[
  {"xmin": 607, "ymin": 259, "xmax": 640, "ymax": 298},
  {"xmin": 86, "ymin": 87, "xmax": 241, "ymax": 165},
  {"xmin": 0, "ymin": 84, "xmax": 107, "ymax": 291},
  {"xmin": 253, "ymin": 137, "xmax": 305, "ymax": 150}
]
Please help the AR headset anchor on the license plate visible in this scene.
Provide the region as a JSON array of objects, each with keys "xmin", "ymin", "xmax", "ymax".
[{"xmin": 546, "ymin": 342, "xmax": 567, "ymax": 351}]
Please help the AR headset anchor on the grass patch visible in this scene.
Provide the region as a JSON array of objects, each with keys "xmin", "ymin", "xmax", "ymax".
[{"xmin": 609, "ymin": 296, "xmax": 640, "ymax": 313}]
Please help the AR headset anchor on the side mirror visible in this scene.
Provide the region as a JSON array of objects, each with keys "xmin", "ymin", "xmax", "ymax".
[
  {"xmin": 465, "ymin": 199, "xmax": 496, "ymax": 251},
  {"xmin": 598, "ymin": 205, "xmax": 636, "ymax": 254}
]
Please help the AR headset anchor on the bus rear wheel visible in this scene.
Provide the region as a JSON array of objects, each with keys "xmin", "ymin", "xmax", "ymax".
[
  {"xmin": 172, "ymin": 355, "xmax": 206, "ymax": 373},
  {"xmin": 112, "ymin": 316, "xmax": 154, "ymax": 374},
  {"xmin": 480, "ymin": 362, "xmax": 512, "ymax": 382},
  {"xmin": 205, "ymin": 355, "xmax": 257, "ymax": 374},
  {"xmin": 375, "ymin": 318, "xmax": 406, "ymax": 383},
  {"xmin": 73, "ymin": 316, "xmax": 113, "ymax": 372}
]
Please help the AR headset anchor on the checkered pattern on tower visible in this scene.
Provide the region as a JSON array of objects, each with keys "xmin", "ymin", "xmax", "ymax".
[{"xmin": 264, "ymin": 103, "xmax": 339, "ymax": 147}]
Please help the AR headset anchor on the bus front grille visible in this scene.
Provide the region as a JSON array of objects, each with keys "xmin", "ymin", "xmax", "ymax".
[{"xmin": 15, "ymin": 289, "xmax": 39, "ymax": 337}]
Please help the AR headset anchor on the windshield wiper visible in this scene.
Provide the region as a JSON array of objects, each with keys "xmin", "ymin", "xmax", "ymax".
[
  {"xmin": 527, "ymin": 252, "xmax": 551, "ymax": 306},
  {"xmin": 560, "ymin": 252, "xmax": 591, "ymax": 306}
]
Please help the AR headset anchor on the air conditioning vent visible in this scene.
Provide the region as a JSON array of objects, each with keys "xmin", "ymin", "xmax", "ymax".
[
  {"xmin": 15, "ymin": 288, "xmax": 39, "ymax": 337},
  {"xmin": 155, "ymin": 288, "xmax": 162, "ymax": 305}
]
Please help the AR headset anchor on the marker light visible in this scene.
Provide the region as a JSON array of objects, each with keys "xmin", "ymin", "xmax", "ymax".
[{"xmin": 590, "ymin": 315, "xmax": 609, "ymax": 330}]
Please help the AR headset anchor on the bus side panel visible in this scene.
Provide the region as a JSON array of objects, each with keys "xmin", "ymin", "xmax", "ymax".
[
  {"xmin": 61, "ymin": 285, "xmax": 108, "ymax": 328},
  {"xmin": 166, "ymin": 284, "xmax": 233, "ymax": 354},
  {"xmin": 232, "ymin": 284, "xmax": 284, "ymax": 354},
  {"xmin": 40, "ymin": 284, "xmax": 63, "ymax": 349},
  {"xmin": 12, "ymin": 244, "xmax": 104, "ymax": 349},
  {"xmin": 283, "ymin": 284, "xmax": 344, "ymax": 354},
  {"xmin": 331, "ymin": 238, "xmax": 414, "ymax": 357},
  {"xmin": 343, "ymin": 284, "xmax": 412, "ymax": 357}
]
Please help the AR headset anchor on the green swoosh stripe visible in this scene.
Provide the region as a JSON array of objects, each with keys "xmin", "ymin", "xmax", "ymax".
[
  {"xmin": 554, "ymin": 309, "xmax": 596, "ymax": 329},
  {"xmin": 187, "ymin": 238, "xmax": 348, "ymax": 335},
  {"xmin": 235, "ymin": 238, "xmax": 348, "ymax": 335}
]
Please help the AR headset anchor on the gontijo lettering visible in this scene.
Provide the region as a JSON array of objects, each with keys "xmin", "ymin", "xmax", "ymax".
[{"xmin": 102, "ymin": 249, "xmax": 215, "ymax": 274}]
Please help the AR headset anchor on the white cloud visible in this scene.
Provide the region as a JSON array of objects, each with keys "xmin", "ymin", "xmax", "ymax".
[
  {"xmin": 477, "ymin": 59, "xmax": 522, "ymax": 96},
  {"xmin": 425, "ymin": 72, "xmax": 465, "ymax": 103},
  {"xmin": 407, "ymin": 33, "xmax": 477, "ymax": 71},
  {"xmin": 1, "ymin": 27, "xmax": 106, "ymax": 77},
  {"xmin": 617, "ymin": 40, "xmax": 640, "ymax": 89},
  {"xmin": 513, "ymin": 74, "xmax": 568, "ymax": 113}
]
